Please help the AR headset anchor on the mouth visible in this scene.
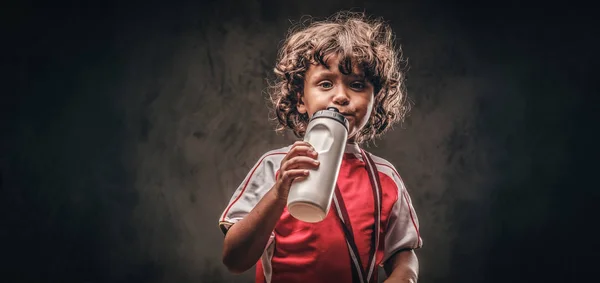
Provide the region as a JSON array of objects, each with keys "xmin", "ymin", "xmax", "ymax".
[
  {"xmin": 341, "ymin": 114, "xmax": 355, "ymax": 128},
  {"xmin": 341, "ymin": 113, "xmax": 354, "ymax": 120}
]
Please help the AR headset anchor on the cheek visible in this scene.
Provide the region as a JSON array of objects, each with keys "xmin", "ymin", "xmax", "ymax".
[
  {"xmin": 362, "ymin": 94, "xmax": 375, "ymax": 119},
  {"xmin": 366, "ymin": 96, "xmax": 375, "ymax": 115},
  {"xmin": 355, "ymin": 95, "xmax": 375, "ymax": 130}
]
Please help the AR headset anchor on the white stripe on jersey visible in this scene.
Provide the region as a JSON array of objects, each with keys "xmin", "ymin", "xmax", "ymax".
[{"xmin": 369, "ymin": 154, "xmax": 423, "ymax": 264}]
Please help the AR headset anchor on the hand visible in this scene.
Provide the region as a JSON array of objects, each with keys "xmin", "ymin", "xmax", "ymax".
[{"xmin": 273, "ymin": 141, "xmax": 320, "ymax": 201}]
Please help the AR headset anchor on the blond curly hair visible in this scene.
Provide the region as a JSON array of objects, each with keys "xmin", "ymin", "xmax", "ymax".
[{"xmin": 268, "ymin": 11, "xmax": 410, "ymax": 144}]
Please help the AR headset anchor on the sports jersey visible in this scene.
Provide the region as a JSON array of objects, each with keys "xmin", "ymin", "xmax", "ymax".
[{"xmin": 219, "ymin": 143, "xmax": 422, "ymax": 283}]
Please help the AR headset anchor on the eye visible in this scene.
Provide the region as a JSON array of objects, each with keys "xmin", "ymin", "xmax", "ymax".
[
  {"xmin": 318, "ymin": 81, "xmax": 333, "ymax": 89},
  {"xmin": 350, "ymin": 81, "xmax": 365, "ymax": 90}
]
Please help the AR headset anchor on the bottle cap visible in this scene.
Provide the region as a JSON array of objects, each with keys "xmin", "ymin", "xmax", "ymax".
[{"xmin": 310, "ymin": 107, "xmax": 349, "ymax": 130}]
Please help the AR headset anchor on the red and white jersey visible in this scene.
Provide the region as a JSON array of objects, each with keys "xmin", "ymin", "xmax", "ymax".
[{"xmin": 219, "ymin": 143, "xmax": 422, "ymax": 283}]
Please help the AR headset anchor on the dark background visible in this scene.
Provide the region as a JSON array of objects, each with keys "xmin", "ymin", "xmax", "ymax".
[{"xmin": 2, "ymin": 0, "xmax": 597, "ymax": 282}]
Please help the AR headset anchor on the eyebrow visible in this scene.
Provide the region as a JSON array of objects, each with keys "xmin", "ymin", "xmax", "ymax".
[
  {"xmin": 347, "ymin": 73, "xmax": 366, "ymax": 80},
  {"xmin": 310, "ymin": 70, "xmax": 334, "ymax": 81},
  {"xmin": 310, "ymin": 69, "xmax": 366, "ymax": 82}
]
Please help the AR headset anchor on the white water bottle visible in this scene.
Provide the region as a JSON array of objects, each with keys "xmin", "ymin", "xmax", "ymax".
[{"xmin": 287, "ymin": 107, "xmax": 349, "ymax": 223}]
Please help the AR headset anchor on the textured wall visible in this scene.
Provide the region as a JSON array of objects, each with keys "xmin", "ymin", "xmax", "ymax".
[{"xmin": 3, "ymin": 0, "xmax": 595, "ymax": 282}]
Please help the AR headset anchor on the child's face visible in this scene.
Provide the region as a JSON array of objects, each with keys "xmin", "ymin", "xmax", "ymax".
[{"xmin": 298, "ymin": 54, "xmax": 375, "ymax": 142}]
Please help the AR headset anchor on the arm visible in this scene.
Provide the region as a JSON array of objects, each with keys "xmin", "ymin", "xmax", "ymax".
[
  {"xmin": 222, "ymin": 186, "xmax": 286, "ymax": 273},
  {"xmin": 381, "ymin": 164, "xmax": 422, "ymax": 282},
  {"xmin": 383, "ymin": 249, "xmax": 419, "ymax": 283},
  {"xmin": 222, "ymin": 141, "xmax": 318, "ymax": 273}
]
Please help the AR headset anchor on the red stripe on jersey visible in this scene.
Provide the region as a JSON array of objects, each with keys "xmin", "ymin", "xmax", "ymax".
[{"xmin": 221, "ymin": 152, "xmax": 285, "ymax": 222}]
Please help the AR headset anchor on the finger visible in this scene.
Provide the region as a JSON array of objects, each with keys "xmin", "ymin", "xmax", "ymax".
[
  {"xmin": 288, "ymin": 144, "xmax": 318, "ymax": 159},
  {"xmin": 282, "ymin": 156, "xmax": 320, "ymax": 171},
  {"xmin": 292, "ymin": 140, "xmax": 309, "ymax": 148},
  {"xmin": 281, "ymin": 142, "xmax": 317, "ymax": 166},
  {"xmin": 291, "ymin": 141, "xmax": 315, "ymax": 151},
  {"xmin": 280, "ymin": 169, "xmax": 310, "ymax": 184},
  {"xmin": 281, "ymin": 145, "xmax": 314, "ymax": 164},
  {"xmin": 291, "ymin": 175, "xmax": 308, "ymax": 184}
]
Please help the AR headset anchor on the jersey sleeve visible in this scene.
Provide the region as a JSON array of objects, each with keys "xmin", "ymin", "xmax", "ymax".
[
  {"xmin": 382, "ymin": 167, "xmax": 423, "ymax": 263},
  {"xmin": 218, "ymin": 151, "xmax": 282, "ymax": 235}
]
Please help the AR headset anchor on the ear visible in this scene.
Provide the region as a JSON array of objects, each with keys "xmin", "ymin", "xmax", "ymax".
[{"xmin": 296, "ymin": 92, "xmax": 307, "ymax": 114}]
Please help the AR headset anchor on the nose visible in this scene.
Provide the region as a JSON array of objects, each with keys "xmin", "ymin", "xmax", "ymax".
[{"xmin": 332, "ymin": 87, "xmax": 350, "ymax": 107}]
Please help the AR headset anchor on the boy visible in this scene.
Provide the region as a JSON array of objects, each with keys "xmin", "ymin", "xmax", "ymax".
[{"xmin": 218, "ymin": 11, "xmax": 422, "ymax": 283}]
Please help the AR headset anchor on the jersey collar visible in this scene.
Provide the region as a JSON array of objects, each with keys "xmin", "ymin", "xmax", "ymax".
[{"xmin": 344, "ymin": 143, "xmax": 363, "ymax": 160}]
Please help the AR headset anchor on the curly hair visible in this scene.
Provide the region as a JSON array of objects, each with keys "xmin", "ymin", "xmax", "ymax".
[{"xmin": 268, "ymin": 11, "xmax": 410, "ymax": 144}]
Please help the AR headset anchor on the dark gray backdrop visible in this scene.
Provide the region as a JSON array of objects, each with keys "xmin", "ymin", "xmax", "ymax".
[{"xmin": 2, "ymin": 0, "xmax": 596, "ymax": 282}]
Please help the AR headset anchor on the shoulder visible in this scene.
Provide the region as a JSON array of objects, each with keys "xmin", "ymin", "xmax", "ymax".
[
  {"xmin": 249, "ymin": 145, "xmax": 290, "ymax": 171},
  {"xmin": 365, "ymin": 151, "xmax": 406, "ymax": 191},
  {"xmin": 259, "ymin": 146, "xmax": 291, "ymax": 162},
  {"xmin": 258, "ymin": 146, "xmax": 289, "ymax": 162}
]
